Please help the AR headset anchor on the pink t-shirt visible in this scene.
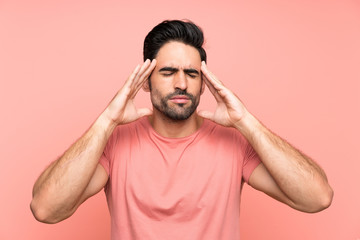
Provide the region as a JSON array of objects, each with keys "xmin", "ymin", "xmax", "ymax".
[{"xmin": 99, "ymin": 117, "xmax": 261, "ymax": 240}]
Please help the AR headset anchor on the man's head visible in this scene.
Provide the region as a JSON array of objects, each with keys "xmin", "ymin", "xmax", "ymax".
[{"xmin": 143, "ymin": 20, "xmax": 207, "ymax": 121}]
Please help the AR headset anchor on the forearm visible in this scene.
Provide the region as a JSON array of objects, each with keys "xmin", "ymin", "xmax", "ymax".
[
  {"xmin": 31, "ymin": 113, "xmax": 116, "ymax": 222},
  {"xmin": 236, "ymin": 112, "xmax": 333, "ymax": 211}
]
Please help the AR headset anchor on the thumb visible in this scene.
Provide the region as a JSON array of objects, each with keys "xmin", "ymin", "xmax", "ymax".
[
  {"xmin": 137, "ymin": 108, "xmax": 153, "ymax": 118},
  {"xmin": 197, "ymin": 110, "xmax": 214, "ymax": 122}
]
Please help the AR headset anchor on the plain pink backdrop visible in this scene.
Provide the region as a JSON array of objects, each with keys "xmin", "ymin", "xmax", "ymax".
[{"xmin": 0, "ymin": 0, "xmax": 359, "ymax": 239}]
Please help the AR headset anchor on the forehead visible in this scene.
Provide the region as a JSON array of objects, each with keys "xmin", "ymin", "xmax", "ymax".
[{"xmin": 155, "ymin": 41, "xmax": 201, "ymax": 69}]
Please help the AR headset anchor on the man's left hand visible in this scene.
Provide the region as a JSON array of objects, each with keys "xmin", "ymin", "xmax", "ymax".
[{"xmin": 198, "ymin": 61, "xmax": 248, "ymax": 128}]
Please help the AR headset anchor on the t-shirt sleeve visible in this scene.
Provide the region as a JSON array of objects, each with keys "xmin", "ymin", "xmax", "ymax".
[
  {"xmin": 242, "ymin": 140, "xmax": 262, "ymax": 184},
  {"xmin": 99, "ymin": 128, "xmax": 117, "ymax": 175},
  {"xmin": 99, "ymin": 152, "xmax": 110, "ymax": 175}
]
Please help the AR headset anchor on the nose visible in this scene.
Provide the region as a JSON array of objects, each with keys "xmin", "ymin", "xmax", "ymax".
[{"xmin": 174, "ymin": 72, "xmax": 187, "ymax": 90}]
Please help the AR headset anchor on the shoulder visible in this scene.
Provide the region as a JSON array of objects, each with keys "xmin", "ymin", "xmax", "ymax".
[
  {"xmin": 110, "ymin": 117, "xmax": 149, "ymax": 142},
  {"xmin": 203, "ymin": 119, "xmax": 242, "ymax": 137},
  {"xmin": 115, "ymin": 117, "xmax": 148, "ymax": 133},
  {"xmin": 200, "ymin": 119, "xmax": 246, "ymax": 144}
]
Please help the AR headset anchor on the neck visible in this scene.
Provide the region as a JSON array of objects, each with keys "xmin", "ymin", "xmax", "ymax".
[{"xmin": 148, "ymin": 109, "xmax": 203, "ymax": 138}]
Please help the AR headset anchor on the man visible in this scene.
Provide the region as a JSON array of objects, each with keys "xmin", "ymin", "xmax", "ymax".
[{"xmin": 30, "ymin": 20, "xmax": 333, "ymax": 239}]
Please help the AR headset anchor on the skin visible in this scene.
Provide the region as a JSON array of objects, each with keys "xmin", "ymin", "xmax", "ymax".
[
  {"xmin": 143, "ymin": 41, "xmax": 205, "ymax": 137},
  {"xmin": 30, "ymin": 41, "xmax": 333, "ymax": 224}
]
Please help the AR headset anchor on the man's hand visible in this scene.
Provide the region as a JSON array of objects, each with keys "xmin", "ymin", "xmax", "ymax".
[
  {"xmin": 103, "ymin": 59, "xmax": 156, "ymax": 125},
  {"xmin": 198, "ymin": 61, "xmax": 248, "ymax": 128}
]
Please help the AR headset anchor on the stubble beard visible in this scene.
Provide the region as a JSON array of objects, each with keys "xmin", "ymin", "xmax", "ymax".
[{"xmin": 151, "ymin": 89, "xmax": 200, "ymax": 121}]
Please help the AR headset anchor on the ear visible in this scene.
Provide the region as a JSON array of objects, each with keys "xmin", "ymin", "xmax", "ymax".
[{"xmin": 142, "ymin": 78, "xmax": 151, "ymax": 92}]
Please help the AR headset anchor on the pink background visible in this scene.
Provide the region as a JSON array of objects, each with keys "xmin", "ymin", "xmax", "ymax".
[{"xmin": 0, "ymin": 0, "xmax": 359, "ymax": 239}]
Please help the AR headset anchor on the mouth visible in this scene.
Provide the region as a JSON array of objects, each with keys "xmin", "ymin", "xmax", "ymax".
[{"xmin": 169, "ymin": 95, "xmax": 190, "ymax": 104}]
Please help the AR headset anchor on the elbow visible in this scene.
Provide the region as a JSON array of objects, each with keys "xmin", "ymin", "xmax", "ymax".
[
  {"xmin": 30, "ymin": 200, "xmax": 54, "ymax": 224},
  {"xmin": 30, "ymin": 199, "xmax": 64, "ymax": 224},
  {"xmin": 305, "ymin": 185, "xmax": 334, "ymax": 213},
  {"xmin": 318, "ymin": 185, "xmax": 334, "ymax": 211}
]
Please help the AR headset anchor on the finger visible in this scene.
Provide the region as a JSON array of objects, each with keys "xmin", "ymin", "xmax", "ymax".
[
  {"xmin": 197, "ymin": 110, "xmax": 214, "ymax": 122},
  {"xmin": 123, "ymin": 64, "xmax": 141, "ymax": 89},
  {"xmin": 203, "ymin": 76, "xmax": 222, "ymax": 103},
  {"xmin": 134, "ymin": 59, "xmax": 157, "ymax": 91},
  {"xmin": 128, "ymin": 59, "xmax": 151, "ymax": 98},
  {"xmin": 201, "ymin": 62, "xmax": 233, "ymax": 101},
  {"xmin": 137, "ymin": 108, "xmax": 153, "ymax": 118},
  {"xmin": 202, "ymin": 71, "xmax": 223, "ymax": 102},
  {"xmin": 130, "ymin": 59, "xmax": 157, "ymax": 99},
  {"xmin": 116, "ymin": 64, "xmax": 141, "ymax": 101},
  {"xmin": 201, "ymin": 61, "xmax": 224, "ymax": 85},
  {"xmin": 131, "ymin": 59, "xmax": 151, "ymax": 88},
  {"xmin": 201, "ymin": 61, "xmax": 225, "ymax": 91}
]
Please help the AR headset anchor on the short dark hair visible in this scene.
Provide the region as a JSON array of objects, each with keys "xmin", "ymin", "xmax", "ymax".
[{"xmin": 143, "ymin": 20, "xmax": 207, "ymax": 62}]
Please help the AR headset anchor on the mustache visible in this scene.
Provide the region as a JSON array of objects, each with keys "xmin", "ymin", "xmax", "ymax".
[{"xmin": 164, "ymin": 89, "xmax": 195, "ymax": 101}]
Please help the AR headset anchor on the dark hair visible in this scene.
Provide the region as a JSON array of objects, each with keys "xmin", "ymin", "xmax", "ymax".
[{"xmin": 143, "ymin": 20, "xmax": 207, "ymax": 62}]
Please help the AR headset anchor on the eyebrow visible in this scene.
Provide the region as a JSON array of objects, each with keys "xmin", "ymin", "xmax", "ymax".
[
  {"xmin": 159, "ymin": 67, "xmax": 178, "ymax": 73},
  {"xmin": 184, "ymin": 68, "xmax": 200, "ymax": 75},
  {"xmin": 159, "ymin": 67, "xmax": 200, "ymax": 75}
]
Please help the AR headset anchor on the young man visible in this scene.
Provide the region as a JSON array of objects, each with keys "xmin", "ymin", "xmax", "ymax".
[{"xmin": 31, "ymin": 20, "xmax": 333, "ymax": 239}]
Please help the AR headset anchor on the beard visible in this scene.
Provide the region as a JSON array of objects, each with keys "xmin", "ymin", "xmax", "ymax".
[{"xmin": 151, "ymin": 88, "xmax": 200, "ymax": 121}]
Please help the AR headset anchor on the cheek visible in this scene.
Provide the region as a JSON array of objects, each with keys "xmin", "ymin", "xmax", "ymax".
[
  {"xmin": 150, "ymin": 88, "xmax": 163, "ymax": 102},
  {"xmin": 191, "ymin": 80, "xmax": 204, "ymax": 94},
  {"xmin": 150, "ymin": 75, "xmax": 171, "ymax": 91}
]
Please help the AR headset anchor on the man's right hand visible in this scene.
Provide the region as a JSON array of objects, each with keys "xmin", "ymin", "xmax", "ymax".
[{"xmin": 102, "ymin": 59, "xmax": 157, "ymax": 126}]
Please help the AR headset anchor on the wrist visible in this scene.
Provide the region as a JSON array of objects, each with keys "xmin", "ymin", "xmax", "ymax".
[
  {"xmin": 95, "ymin": 111, "xmax": 118, "ymax": 138},
  {"xmin": 234, "ymin": 111, "xmax": 262, "ymax": 138}
]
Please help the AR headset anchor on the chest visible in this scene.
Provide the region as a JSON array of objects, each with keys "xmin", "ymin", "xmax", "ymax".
[{"xmin": 111, "ymin": 137, "xmax": 243, "ymax": 220}]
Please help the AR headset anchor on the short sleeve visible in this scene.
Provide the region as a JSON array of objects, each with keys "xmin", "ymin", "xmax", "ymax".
[
  {"xmin": 99, "ymin": 127, "xmax": 118, "ymax": 175},
  {"xmin": 99, "ymin": 152, "xmax": 110, "ymax": 175},
  {"xmin": 242, "ymin": 141, "xmax": 261, "ymax": 183}
]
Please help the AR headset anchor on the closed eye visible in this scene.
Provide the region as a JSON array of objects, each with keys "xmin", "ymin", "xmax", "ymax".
[
  {"xmin": 159, "ymin": 67, "xmax": 199, "ymax": 78},
  {"xmin": 162, "ymin": 72, "xmax": 174, "ymax": 76},
  {"xmin": 184, "ymin": 69, "xmax": 199, "ymax": 79},
  {"xmin": 188, "ymin": 73, "xmax": 197, "ymax": 78},
  {"xmin": 159, "ymin": 67, "xmax": 178, "ymax": 77}
]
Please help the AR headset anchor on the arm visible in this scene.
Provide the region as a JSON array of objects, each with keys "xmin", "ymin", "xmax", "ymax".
[
  {"xmin": 30, "ymin": 59, "xmax": 157, "ymax": 223},
  {"xmin": 240, "ymin": 115, "xmax": 333, "ymax": 212},
  {"xmin": 199, "ymin": 61, "xmax": 333, "ymax": 213}
]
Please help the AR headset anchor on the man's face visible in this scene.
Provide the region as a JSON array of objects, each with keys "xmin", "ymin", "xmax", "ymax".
[{"xmin": 147, "ymin": 41, "xmax": 205, "ymax": 120}]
